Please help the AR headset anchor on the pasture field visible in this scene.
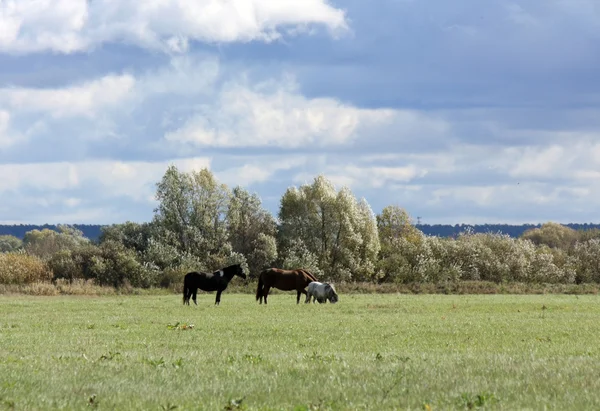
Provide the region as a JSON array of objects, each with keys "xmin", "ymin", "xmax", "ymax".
[{"xmin": 1, "ymin": 293, "xmax": 600, "ymax": 410}]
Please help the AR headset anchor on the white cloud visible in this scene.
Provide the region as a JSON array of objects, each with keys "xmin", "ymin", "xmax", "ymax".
[
  {"xmin": 429, "ymin": 186, "xmax": 500, "ymax": 207},
  {"xmin": 0, "ymin": 157, "xmax": 212, "ymax": 201},
  {"xmin": 0, "ymin": 55, "xmax": 219, "ymax": 146},
  {"xmin": 164, "ymin": 77, "xmax": 395, "ymax": 148},
  {"xmin": 293, "ymin": 161, "xmax": 428, "ymax": 190},
  {"xmin": 331, "ymin": 165, "xmax": 427, "ymax": 189},
  {"xmin": 138, "ymin": 55, "xmax": 220, "ymax": 97},
  {"xmin": 1, "ymin": 75, "xmax": 136, "ymax": 118},
  {"xmin": 64, "ymin": 198, "xmax": 82, "ymax": 208},
  {"xmin": 506, "ymin": 4, "xmax": 541, "ymax": 28},
  {"xmin": 0, "ymin": 0, "xmax": 88, "ymax": 54},
  {"xmin": 491, "ymin": 141, "xmax": 600, "ymax": 180},
  {"xmin": 0, "ymin": 0, "xmax": 348, "ymax": 54},
  {"xmin": 216, "ymin": 156, "xmax": 307, "ymax": 187},
  {"xmin": 506, "ymin": 145, "xmax": 567, "ymax": 178},
  {"xmin": 429, "ymin": 182, "xmax": 594, "ymax": 210},
  {"xmin": 0, "ymin": 110, "xmax": 21, "ymax": 148}
]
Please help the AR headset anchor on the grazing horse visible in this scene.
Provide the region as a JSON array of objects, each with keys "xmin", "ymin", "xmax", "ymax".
[
  {"xmin": 183, "ymin": 264, "xmax": 246, "ymax": 306},
  {"xmin": 306, "ymin": 281, "xmax": 339, "ymax": 304},
  {"xmin": 255, "ymin": 268, "xmax": 318, "ymax": 305}
]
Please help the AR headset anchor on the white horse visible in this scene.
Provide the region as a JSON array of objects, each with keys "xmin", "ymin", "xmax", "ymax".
[{"xmin": 305, "ymin": 281, "xmax": 339, "ymax": 304}]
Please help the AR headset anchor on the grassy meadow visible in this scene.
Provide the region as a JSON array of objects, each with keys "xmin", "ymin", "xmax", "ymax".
[{"xmin": 1, "ymin": 293, "xmax": 600, "ymax": 410}]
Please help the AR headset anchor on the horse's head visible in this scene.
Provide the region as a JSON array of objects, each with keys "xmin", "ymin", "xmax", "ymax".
[
  {"xmin": 325, "ymin": 283, "xmax": 339, "ymax": 303},
  {"xmin": 234, "ymin": 264, "xmax": 247, "ymax": 279}
]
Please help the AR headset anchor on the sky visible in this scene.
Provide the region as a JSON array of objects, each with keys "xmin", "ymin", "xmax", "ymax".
[{"xmin": 1, "ymin": 0, "xmax": 600, "ymax": 225}]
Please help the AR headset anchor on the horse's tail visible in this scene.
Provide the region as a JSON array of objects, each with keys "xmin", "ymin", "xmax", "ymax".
[
  {"xmin": 301, "ymin": 269, "xmax": 318, "ymax": 283},
  {"xmin": 182, "ymin": 274, "xmax": 188, "ymax": 304},
  {"xmin": 255, "ymin": 270, "xmax": 266, "ymax": 301}
]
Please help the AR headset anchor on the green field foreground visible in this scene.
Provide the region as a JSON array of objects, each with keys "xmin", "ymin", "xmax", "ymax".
[{"xmin": 1, "ymin": 294, "xmax": 600, "ymax": 410}]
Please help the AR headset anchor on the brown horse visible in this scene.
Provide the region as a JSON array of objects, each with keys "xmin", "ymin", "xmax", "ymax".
[{"xmin": 255, "ymin": 268, "xmax": 318, "ymax": 304}]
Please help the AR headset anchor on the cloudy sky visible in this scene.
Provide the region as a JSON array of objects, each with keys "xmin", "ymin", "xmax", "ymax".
[{"xmin": 1, "ymin": 0, "xmax": 599, "ymax": 225}]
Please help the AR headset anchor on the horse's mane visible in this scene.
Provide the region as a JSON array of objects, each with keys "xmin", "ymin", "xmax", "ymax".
[{"xmin": 299, "ymin": 269, "xmax": 318, "ymax": 283}]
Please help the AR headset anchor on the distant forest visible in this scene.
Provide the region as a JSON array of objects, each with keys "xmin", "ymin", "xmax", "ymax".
[{"xmin": 3, "ymin": 223, "xmax": 600, "ymax": 241}]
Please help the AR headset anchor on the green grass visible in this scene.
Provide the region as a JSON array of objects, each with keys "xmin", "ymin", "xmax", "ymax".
[{"xmin": 1, "ymin": 293, "xmax": 600, "ymax": 410}]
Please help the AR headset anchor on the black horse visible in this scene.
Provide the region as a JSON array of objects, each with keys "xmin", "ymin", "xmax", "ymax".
[{"xmin": 182, "ymin": 264, "xmax": 246, "ymax": 306}]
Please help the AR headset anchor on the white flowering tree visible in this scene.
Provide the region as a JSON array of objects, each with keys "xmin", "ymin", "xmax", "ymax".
[
  {"xmin": 278, "ymin": 175, "xmax": 380, "ymax": 281},
  {"xmin": 152, "ymin": 165, "xmax": 232, "ymax": 270},
  {"xmin": 227, "ymin": 186, "xmax": 278, "ymax": 277}
]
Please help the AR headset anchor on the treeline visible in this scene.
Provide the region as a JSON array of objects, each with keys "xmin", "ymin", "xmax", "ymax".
[
  {"xmin": 2, "ymin": 166, "xmax": 600, "ymax": 291},
  {"xmin": 417, "ymin": 223, "xmax": 600, "ymax": 238},
  {"xmin": 0, "ymin": 224, "xmax": 103, "ymax": 240},
  {"xmin": 4, "ymin": 223, "xmax": 600, "ymax": 242}
]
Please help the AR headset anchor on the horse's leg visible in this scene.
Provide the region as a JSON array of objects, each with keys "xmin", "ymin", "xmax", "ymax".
[
  {"xmin": 298, "ymin": 289, "xmax": 308, "ymax": 304},
  {"xmin": 215, "ymin": 290, "xmax": 222, "ymax": 306},
  {"xmin": 192, "ymin": 288, "xmax": 198, "ymax": 305},
  {"xmin": 264, "ymin": 286, "xmax": 271, "ymax": 304}
]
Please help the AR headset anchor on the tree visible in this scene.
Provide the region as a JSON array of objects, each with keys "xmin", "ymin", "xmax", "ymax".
[
  {"xmin": 23, "ymin": 225, "xmax": 89, "ymax": 259},
  {"xmin": 227, "ymin": 186, "xmax": 277, "ymax": 277},
  {"xmin": 354, "ymin": 199, "xmax": 381, "ymax": 280},
  {"xmin": 278, "ymin": 175, "xmax": 380, "ymax": 281},
  {"xmin": 152, "ymin": 166, "xmax": 232, "ymax": 270},
  {"xmin": 0, "ymin": 235, "xmax": 23, "ymax": 253},
  {"xmin": 521, "ymin": 222, "xmax": 578, "ymax": 250},
  {"xmin": 377, "ymin": 205, "xmax": 422, "ymax": 244},
  {"xmin": 376, "ymin": 205, "xmax": 423, "ymax": 282},
  {"xmin": 577, "ymin": 228, "xmax": 600, "ymax": 243},
  {"xmin": 99, "ymin": 221, "xmax": 153, "ymax": 255}
]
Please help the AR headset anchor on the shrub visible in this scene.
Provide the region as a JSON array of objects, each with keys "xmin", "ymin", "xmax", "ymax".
[
  {"xmin": 24, "ymin": 225, "xmax": 90, "ymax": 260},
  {"xmin": 90, "ymin": 241, "xmax": 157, "ymax": 288},
  {"xmin": 0, "ymin": 235, "xmax": 23, "ymax": 253},
  {"xmin": 0, "ymin": 252, "xmax": 52, "ymax": 284},
  {"xmin": 567, "ymin": 239, "xmax": 600, "ymax": 283},
  {"xmin": 51, "ymin": 242, "xmax": 160, "ymax": 288},
  {"xmin": 451, "ymin": 233, "xmax": 571, "ymax": 284},
  {"xmin": 48, "ymin": 249, "xmax": 84, "ymax": 280},
  {"xmin": 141, "ymin": 239, "xmax": 183, "ymax": 270},
  {"xmin": 521, "ymin": 222, "xmax": 578, "ymax": 250},
  {"xmin": 377, "ymin": 231, "xmax": 572, "ymax": 285}
]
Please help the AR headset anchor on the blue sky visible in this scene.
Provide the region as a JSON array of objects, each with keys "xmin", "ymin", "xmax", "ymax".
[{"xmin": 1, "ymin": 0, "xmax": 599, "ymax": 225}]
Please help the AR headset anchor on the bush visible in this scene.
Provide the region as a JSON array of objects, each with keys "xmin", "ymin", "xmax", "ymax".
[
  {"xmin": 0, "ymin": 235, "xmax": 23, "ymax": 253},
  {"xmin": 567, "ymin": 239, "xmax": 600, "ymax": 284},
  {"xmin": 451, "ymin": 233, "xmax": 571, "ymax": 284},
  {"xmin": 24, "ymin": 226, "xmax": 90, "ymax": 260},
  {"xmin": 0, "ymin": 252, "xmax": 52, "ymax": 284},
  {"xmin": 89, "ymin": 241, "xmax": 158, "ymax": 288},
  {"xmin": 48, "ymin": 249, "xmax": 84, "ymax": 280},
  {"xmin": 50, "ymin": 242, "xmax": 160, "ymax": 288},
  {"xmin": 378, "ymin": 231, "xmax": 572, "ymax": 285},
  {"xmin": 521, "ymin": 222, "xmax": 578, "ymax": 250}
]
